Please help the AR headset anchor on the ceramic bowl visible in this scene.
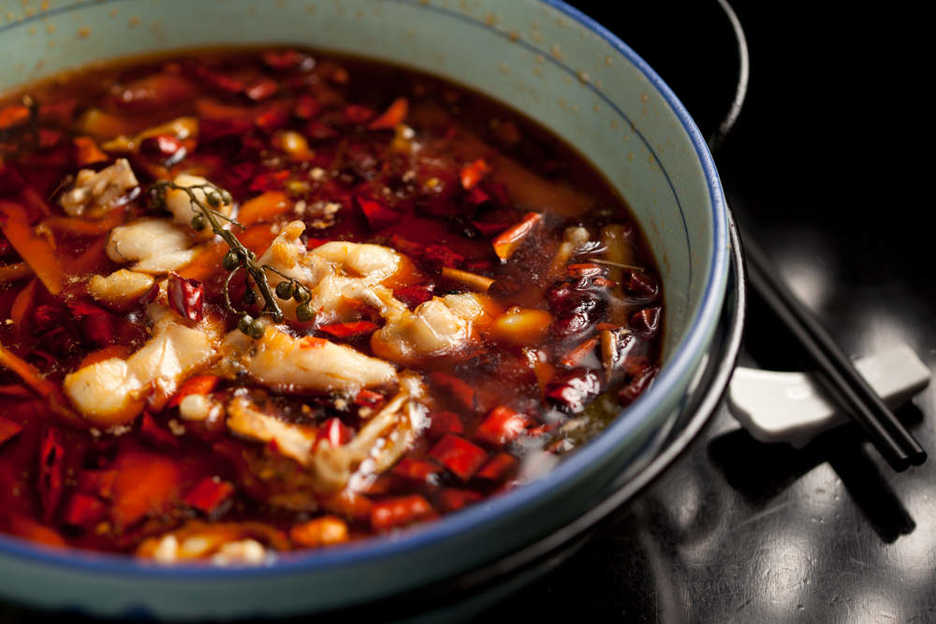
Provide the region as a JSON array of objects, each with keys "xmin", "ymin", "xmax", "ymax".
[{"xmin": 0, "ymin": 0, "xmax": 728, "ymax": 618}]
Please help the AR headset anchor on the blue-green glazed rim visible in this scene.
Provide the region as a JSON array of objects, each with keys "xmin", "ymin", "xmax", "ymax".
[{"xmin": 0, "ymin": 0, "xmax": 729, "ymax": 617}]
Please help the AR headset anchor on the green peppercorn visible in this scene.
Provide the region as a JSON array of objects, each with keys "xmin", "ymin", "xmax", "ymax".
[
  {"xmin": 190, "ymin": 213, "xmax": 207, "ymax": 231},
  {"xmin": 248, "ymin": 318, "xmax": 266, "ymax": 339},
  {"xmin": 222, "ymin": 250, "xmax": 240, "ymax": 271},
  {"xmin": 296, "ymin": 302, "xmax": 315, "ymax": 322},
  {"xmin": 293, "ymin": 287, "xmax": 310, "ymax": 304},
  {"xmin": 237, "ymin": 314, "xmax": 254, "ymax": 335},
  {"xmin": 221, "ymin": 190, "xmax": 233, "ymax": 204},
  {"xmin": 275, "ymin": 280, "xmax": 295, "ymax": 300},
  {"xmin": 206, "ymin": 192, "xmax": 221, "ymax": 208}
]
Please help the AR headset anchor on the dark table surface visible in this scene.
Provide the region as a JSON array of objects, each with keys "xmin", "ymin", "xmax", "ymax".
[
  {"xmin": 3, "ymin": 2, "xmax": 929, "ymax": 623},
  {"xmin": 492, "ymin": 2, "xmax": 936, "ymax": 623}
]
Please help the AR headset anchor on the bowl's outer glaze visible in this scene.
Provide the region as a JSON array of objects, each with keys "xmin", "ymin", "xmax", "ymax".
[{"xmin": 0, "ymin": 0, "xmax": 729, "ymax": 618}]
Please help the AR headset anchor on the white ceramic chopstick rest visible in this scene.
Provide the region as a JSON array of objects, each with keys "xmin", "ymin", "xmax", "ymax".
[{"xmin": 728, "ymin": 343, "xmax": 931, "ymax": 448}]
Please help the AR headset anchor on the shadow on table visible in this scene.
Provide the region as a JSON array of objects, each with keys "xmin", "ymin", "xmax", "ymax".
[{"xmin": 706, "ymin": 405, "xmax": 922, "ymax": 543}]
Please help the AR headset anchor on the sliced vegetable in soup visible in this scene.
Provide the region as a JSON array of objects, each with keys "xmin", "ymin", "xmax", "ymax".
[{"xmin": 0, "ymin": 49, "xmax": 663, "ymax": 562}]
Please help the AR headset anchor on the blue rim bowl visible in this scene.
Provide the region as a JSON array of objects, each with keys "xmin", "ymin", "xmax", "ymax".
[{"xmin": 0, "ymin": 0, "xmax": 728, "ymax": 618}]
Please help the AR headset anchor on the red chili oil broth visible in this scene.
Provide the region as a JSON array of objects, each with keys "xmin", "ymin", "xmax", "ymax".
[{"xmin": 0, "ymin": 48, "xmax": 663, "ymax": 556}]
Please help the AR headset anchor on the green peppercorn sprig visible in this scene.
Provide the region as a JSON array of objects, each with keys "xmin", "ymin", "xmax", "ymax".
[{"xmin": 147, "ymin": 180, "xmax": 316, "ymax": 337}]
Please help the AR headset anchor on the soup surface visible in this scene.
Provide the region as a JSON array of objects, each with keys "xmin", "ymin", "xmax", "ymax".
[{"xmin": 0, "ymin": 49, "xmax": 662, "ymax": 562}]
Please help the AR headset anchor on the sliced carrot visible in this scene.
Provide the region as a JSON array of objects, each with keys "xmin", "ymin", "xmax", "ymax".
[
  {"xmin": 41, "ymin": 208, "xmax": 125, "ymax": 236},
  {"xmin": 167, "ymin": 374, "xmax": 220, "ymax": 408},
  {"xmin": 0, "ymin": 262, "xmax": 32, "ymax": 282},
  {"xmin": 111, "ymin": 449, "xmax": 181, "ymax": 529},
  {"xmin": 7, "ymin": 514, "xmax": 66, "ymax": 548},
  {"xmin": 77, "ymin": 344, "xmax": 132, "ymax": 370},
  {"xmin": 0, "ymin": 201, "xmax": 65, "ymax": 294},
  {"xmin": 0, "ymin": 340, "xmax": 79, "ymax": 425},
  {"xmin": 0, "ymin": 340, "xmax": 59, "ymax": 402},
  {"xmin": 0, "ymin": 414, "xmax": 23, "ymax": 446},
  {"xmin": 0, "ymin": 104, "xmax": 30, "ymax": 130},
  {"xmin": 73, "ymin": 136, "xmax": 108, "ymax": 166},
  {"xmin": 10, "ymin": 278, "xmax": 37, "ymax": 329},
  {"xmin": 368, "ymin": 97, "xmax": 409, "ymax": 130},
  {"xmin": 236, "ymin": 191, "xmax": 289, "ymax": 226}
]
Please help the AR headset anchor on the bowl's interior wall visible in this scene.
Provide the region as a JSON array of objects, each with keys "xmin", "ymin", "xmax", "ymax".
[{"xmin": 1, "ymin": 0, "xmax": 715, "ymax": 360}]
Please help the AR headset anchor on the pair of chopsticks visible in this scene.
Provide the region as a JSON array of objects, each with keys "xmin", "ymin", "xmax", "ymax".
[
  {"xmin": 741, "ymin": 230, "xmax": 926, "ymax": 471},
  {"xmin": 712, "ymin": 0, "xmax": 925, "ymax": 471}
]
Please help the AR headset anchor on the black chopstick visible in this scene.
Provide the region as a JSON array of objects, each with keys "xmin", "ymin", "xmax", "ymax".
[{"xmin": 740, "ymin": 227, "xmax": 926, "ymax": 471}]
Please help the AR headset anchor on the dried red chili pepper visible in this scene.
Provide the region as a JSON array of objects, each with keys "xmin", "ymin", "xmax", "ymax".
[
  {"xmin": 139, "ymin": 134, "xmax": 187, "ymax": 165},
  {"xmin": 429, "ymin": 372, "xmax": 481, "ymax": 413},
  {"xmin": 245, "ymin": 78, "xmax": 278, "ymax": 101},
  {"xmin": 249, "ymin": 169, "xmax": 290, "ymax": 193},
  {"xmin": 183, "ymin": 477, "xmax": 234, "ymax": 515},
  {"xmin": 76, "ymin": 469, "xmax": 117, "ymax": 499},
  {"xmin": 368, "ymin": 97, "xmax": 408, "ymax": 130},
  {"xmin": 427, "ymin": 411, "xmax": 464, "ymax": 440},
  {"xmin": 476, "ymin": 452, "xmax": 517, "ymax": 481},
  {"xmin": 294, "ymin": 95, "xmax": 321, "ymax": 120},
  {"xmin": 262, "ymin": 49, "xmax": 306, "ymax": 71},
  {"xmin": 38, "ymin": 427, "xmax": 66, "ymax": 522},
  {"xmin": 167, "ymin": 374, "xmax": 220, "ymax": 408},
  {"xmin": 318, "ymin": 321, "xmax": 379, "ymax": 339},
  {"xmin": 459, "ymin": 159, "xmax": 491, "ymax": 190},
  {"xmin": 357, "ymin": 196, "xmax": 400, "ymax": 230},
  {"xmin": 167, "ymin": 273, "xmax": 204, "ymax": 322},
  {"xmin": 0, "ymin": 415, "xmax": 23, "ymax": 446},
  {"xmin": 630, "ymin": 306, "xmax": 662, "ymax": 338},
  {"xmin": 618, "ymin": 364, "xmax": 659, "ymax": 407},
  {"xmin": 394, "ymin": 284, "xmax": 435, "ymax": 309},
  {"xmin": 316, "ymin": 417, "xmax": 354, "ymax": 448},
  {"xmin": 354, "ymin": 389, "xmax": 385, "ymax": 409},
  {"xmin": 63, "ymin": 493, "xmax": 107, "ymax": 527},
  {"xmin": 140, "ymin": 413, "xmax": 180, "ymax": 449},
  {"xmin": 391, "ymin": 458, "xmax": 440, "ymax": 482},
  {"xmin": 475, "ymin": 406, "xmax": 531, "ymax": 447},
  {"xmin": 429, "ymin": 434, "xmax": 487, "ymax": 481},
  {"xmin": 437, "ymin": 488, "xmax": 482, "ymax": 512},
  {"xmin": 343, "ymin": 105, "xmax": 375, "ymax": 125},
  {"xmin": 545, "ymin": 368, "xmax": 602, "ymax": 414}
]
